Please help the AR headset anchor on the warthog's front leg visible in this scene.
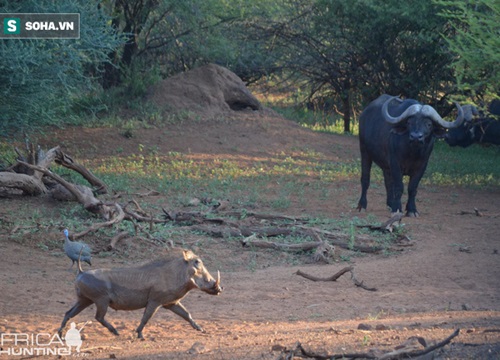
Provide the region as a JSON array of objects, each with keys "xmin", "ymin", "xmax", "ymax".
[
  {"xmin": 136, "ymin": 302, "xmax": 161, "ymax": 339},
  {"xmin": 164, "ymin": 302, "xmax": 204, "ymax": 332}
]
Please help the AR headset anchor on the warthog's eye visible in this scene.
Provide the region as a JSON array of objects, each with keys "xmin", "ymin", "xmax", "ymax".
[{"xmin": 193, "ymin": 259, "xmax": 203, "ymax": 269}]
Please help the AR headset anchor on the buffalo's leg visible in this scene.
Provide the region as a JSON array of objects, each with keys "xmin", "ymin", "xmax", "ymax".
[
  {"xmin": 58, "ymin": 297, "xmax": 93, "ymax": 336},
  {"xmin": 136, "ymin": 302, "xmax": 161, "ymax": 339},
  {"xmin": 357, "ymin": 151, "xmax": 372, "ymax": 211},
  {"xmin": 382, "ymin": 168, "xmax": 396, "ymax": 211},
  {"xmin": 164, "ymin": 302, "xmax": 204, "ymax": 332},
  {"xmin": 406, "ymin": 173, "xmax": 425, "ymax": 217},
  {"xmin": 94, "ymin": 300, "xmax": 119, "ymax": 336},
  {"xmin": 389, "ymin": 162, "xmax": 404, "ymax": 214}
]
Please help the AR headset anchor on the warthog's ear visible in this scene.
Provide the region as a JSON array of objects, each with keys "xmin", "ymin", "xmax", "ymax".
[{"xmin": 183, "ymin": 250, "xmax": 195, "ymax": 261}]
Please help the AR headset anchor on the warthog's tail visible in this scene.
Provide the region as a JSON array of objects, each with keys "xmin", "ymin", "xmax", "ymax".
[{"xmin": 77, "ymin": 247, "xmax": 84, "ymax": 274}]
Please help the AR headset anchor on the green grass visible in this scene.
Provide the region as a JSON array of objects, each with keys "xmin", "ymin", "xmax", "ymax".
[
  {"xmin": 269, "ymin": 100, "xmax": 499, "ymax": 188},
  {"xmin": 426, "ymin": 141, "xmax": 500, "ymax": 186},
  {"xmin": 269, "ymin": 105, "xmax": 359, "ymax": 135}
]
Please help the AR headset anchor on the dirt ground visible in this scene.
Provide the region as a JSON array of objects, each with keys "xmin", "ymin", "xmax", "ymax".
[{"xmin": 1, "ymin": 67, "xmax": 500, "ymax": 359}]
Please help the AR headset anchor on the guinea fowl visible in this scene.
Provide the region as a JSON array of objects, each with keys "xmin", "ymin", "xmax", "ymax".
[{"xmin": 63, "ymin": 229, "xmax": 92, "ymax": 268}]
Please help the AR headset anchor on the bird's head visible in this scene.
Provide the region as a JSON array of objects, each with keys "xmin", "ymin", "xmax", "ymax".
[{"xmin": 63, "ymin": 229, "xmax": 69, "ymax": 238}]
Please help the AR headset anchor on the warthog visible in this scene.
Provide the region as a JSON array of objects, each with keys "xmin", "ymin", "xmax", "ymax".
[{"xmin": 58, "ymin": 248, "xmax": 222, "ymax": 339}]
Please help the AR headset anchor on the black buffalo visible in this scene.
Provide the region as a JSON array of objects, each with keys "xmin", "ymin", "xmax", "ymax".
[
  {"xmin": 445, "ymin": 99, "xmax": 500, "ymax": 147},
  {"xmin": 357, "ymin": 94, "xmax": 464, "ymax": 216}
]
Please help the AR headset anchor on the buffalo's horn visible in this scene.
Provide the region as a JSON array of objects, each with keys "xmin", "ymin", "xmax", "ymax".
[
  {"xmin": 462, "ymin": 104, "xmax": 478, "ymax": 122},
  {"xmin": 421, "ymin": 102, "xmax": 465, "ymax": 128},
  {"xmin": 382, "ymin": 96, "xmax": 422, "ymax": 124}
]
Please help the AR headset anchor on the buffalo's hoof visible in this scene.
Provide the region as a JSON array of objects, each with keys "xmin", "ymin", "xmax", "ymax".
[{"xmin": 406, "ymin": 211, "xmax": 419, "ymax": 217}]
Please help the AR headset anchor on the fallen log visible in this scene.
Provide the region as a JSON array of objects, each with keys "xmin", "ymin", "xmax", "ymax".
[
  {"xmin": 19, "ymin": 161, "xmax": 108, "ymax": 217},
  {"xmin": 186, "ymin": 221, "xmax": 382, "ymax": 253},
  {"xmin": 0, "ymin": 172, "xmax": 47, "ymax": 195}
]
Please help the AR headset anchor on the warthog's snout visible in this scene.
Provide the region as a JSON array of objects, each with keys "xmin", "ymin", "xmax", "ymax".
[
  {"xmin": 192, "ymin": 269, "xmax": 223, "ymax": 295},
  {"xmin": 204, "ymin": 270, "xmax": 223, "ymax": 295}
]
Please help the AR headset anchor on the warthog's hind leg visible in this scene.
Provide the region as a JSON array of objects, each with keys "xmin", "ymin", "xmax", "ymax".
[
  {"xmin": 58, "ymin": 297, "xmax": 93, "ymax": 336},
  {"xmin": 94, "ymin": 300, "xmax": 119, "ymax": 336}
]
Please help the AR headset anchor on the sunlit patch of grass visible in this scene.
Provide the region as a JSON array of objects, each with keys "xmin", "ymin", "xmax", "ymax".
[
  {"xmin": 269, "ymin": 105, "xmax": 360, "ymax": 135},
  {"xmin": 88, "ymin": 147, "xmax": 362, "ymax": 184},
  {"xmin": 424, "ymin": 141, "xmax": 500, "ymax": 187}
]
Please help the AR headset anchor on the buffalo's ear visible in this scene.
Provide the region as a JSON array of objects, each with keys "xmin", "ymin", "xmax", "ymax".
[{"xmin": 434, "ymin": 126, "xmax": 447, "ymax": 138}]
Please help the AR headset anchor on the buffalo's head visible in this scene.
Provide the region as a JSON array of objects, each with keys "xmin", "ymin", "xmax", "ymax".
[
  {"xmin": 444, "ymin": 104, "xmax": 479, "ymax": 147},
  {"xmin": 382, "ymin": 96, "xmax": 465, "ymax": 144}
]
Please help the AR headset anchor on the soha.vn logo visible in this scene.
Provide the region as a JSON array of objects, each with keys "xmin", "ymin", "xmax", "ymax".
[{"xmin": 0, "ymin": 322, "xmax": 86, "ymax": 356}]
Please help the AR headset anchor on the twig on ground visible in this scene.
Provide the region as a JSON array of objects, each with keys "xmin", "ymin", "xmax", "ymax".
[
  {"xmin": 280, "ymin": 329, "xmax": 460, "ymax": 360},
  {"xmin": 295, "ymin": 267, "xmax": 377, "ymax": 291}
]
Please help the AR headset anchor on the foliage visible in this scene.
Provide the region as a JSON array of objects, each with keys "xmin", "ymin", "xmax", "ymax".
[
  {"xmin": 0, "ymin": 0, "xmax": 123, "ymax": 135},
  {"xmin": 248, "ymin": 0, "xmax": 455, "ymax": 132},
  {"xmin": 435, "ymin": 0, "xmax": 500, "ymax": 97},
  {"xmin": 98, "ymin": 0, "xmax": 277, "ymax": 85},
  {"xmin": 2, "ymin": 0, "xmax": 497, "ymax": 135}
]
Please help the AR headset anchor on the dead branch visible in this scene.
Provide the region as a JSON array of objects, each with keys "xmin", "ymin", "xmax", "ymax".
[
  {"xmin": 295, "ymin": 267, "xmax": 377, "ymax": 291},
  {"xmin": 351, "ymin": 272, "xmax": 377, "ymax": 291},
  {"xmin": 108, "ymin": 231, "xmax": 130, "ymax": 250},
  {"xmin": 378, "ymin": 329, "xmax": 460, "ymax": 360},
  {"xmin": 123, "ymin": 201, "xmax": 167, "ymax": 224},
  {"xmin": 72, "ymin": 203, "xmax": 126, "ymax": 239},
  {"xmin": 224, "ymin": 210, "xmax": 309, "ymax": 222},
  {"xmin": 8, "ymin": 144, "xmax": 58, "ymax": 176},
  {"xmin": 162, "ymin": 205, "xmax": 382, "ymax": 252},
  {"xmin": 357, "ymin": 212, "xmax": 404, "ymax": 232},
  {"xmin": 281, "ymin": 342, "xmax": 377, "ymax": 359},
  {"xmin": 19, "ymin": 161, "xmax": 107, "ymax": 216},
  {"xmin": 33, "ymin": 146, "xmax": 60, "ymax": 180},
  {"xmin": 132, "ymin": 190, "xmax": 160, "ymax": 197},
  {"xmin": 460, "ymin": 208, "xmax": 483, "ymax": 216},
  {"xmin": 294, "ymin": 225, "xmax": 382, "ymax": 253},
  {"xmin": 280, "ymin": 329, "xmax": 460, "ymax": 360},
  {"xmin": 54, "ymin": 149, "xmax": 107, "ymax": 194},
  {"xmin": 242, "ymin": 236, "xmax": 324, "ymax": 251},
  {"xmin": 312, "ymin": 238, "xmax": 335, "ymax": 263},
  {"xmin": 185, "ymin": 220, "xmax": 382, "ymax": 253},
  {"xmin": 296, "ymin": 267, "xmax": 353, "ymax": 282},
  {"xmin": 459, "ymin": 208, "xmax": 500, "ymax": 218}
]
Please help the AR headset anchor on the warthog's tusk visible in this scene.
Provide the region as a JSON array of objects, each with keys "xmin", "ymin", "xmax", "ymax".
[{"xmin": 215, "ymin": 270, "xmax": 220, "ymax": 287}]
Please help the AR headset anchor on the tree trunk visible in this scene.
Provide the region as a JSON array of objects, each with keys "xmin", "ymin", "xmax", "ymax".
[{"xmin": 342, "ymin": 91, "xmax": 351, "ymax": 133}]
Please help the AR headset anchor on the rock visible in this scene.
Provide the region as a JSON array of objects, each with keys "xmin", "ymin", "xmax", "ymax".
[{"xmin": 357, "ymin": 323, "xmax": 372, "ymax": 330}]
